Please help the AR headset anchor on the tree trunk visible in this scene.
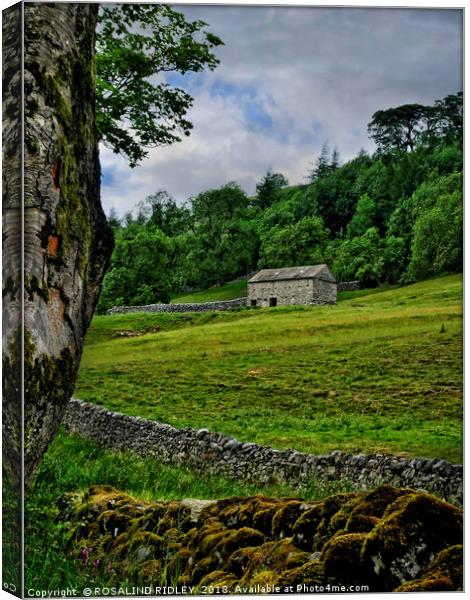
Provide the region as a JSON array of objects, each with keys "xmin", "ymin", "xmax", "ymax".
[
  {"xmin": 3, "ymin": 4, "xmax": 23, "ymax": 592},
  {"xmin": 3, "ymin": 3, "xmax": 114, "ymax": 490}
]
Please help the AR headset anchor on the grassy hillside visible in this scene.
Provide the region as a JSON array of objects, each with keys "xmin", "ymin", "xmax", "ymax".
[
  {"xmin": 77, "ymin": 275, "xmax": 462, "ymax": 461},
  {"xmin": 171, "ymin": 279, "xmax": 247, "ymax": 303}
]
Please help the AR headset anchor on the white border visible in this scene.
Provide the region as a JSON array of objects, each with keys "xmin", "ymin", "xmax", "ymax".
[{"xmin": 0, "ymin": 2, "xmax": 465, "ymax": 600}]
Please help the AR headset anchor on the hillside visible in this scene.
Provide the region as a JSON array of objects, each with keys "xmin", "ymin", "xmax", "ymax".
[
  {"xmin": 97, "ymin": 107, "xmax": 462, "ymax": 315},
  {"xmin": 171, "ymin": 279, "xmax": 247, "ymax": 303},
  {"xmin": 77, "ymin": 275, "xmax": 462, "ymax": 461}
]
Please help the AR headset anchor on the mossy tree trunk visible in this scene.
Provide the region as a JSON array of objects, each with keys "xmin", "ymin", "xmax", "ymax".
[{"xmin": 3, "ymin": 3, "xmax": 114, "ymax": 490}]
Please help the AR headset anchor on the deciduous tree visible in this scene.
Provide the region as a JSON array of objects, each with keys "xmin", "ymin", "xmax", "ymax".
[
  {"xmin": 96, "ymin": 4, "xmax": 223, "ymax": 167},
  {"xmin": 367, "ymin": 103, "xmax": 428, "ymax": 153}
]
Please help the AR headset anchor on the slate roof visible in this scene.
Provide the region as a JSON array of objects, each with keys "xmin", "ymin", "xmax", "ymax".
[{"xmin": 248, "ymin": 264, "xmax": 334, "ymax": 283}]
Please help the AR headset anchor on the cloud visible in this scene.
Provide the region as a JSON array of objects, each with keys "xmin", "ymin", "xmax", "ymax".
[
  {"xmin": 100, "ymin": 83, "xmax": 311, "ymax": 215},
  {"xmin": 100, "ymin": 6, "xmax": 462, "ymax": 216}
]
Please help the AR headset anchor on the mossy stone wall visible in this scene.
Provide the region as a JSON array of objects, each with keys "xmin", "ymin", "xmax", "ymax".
[{"xmin": 58, "ymin": 484, "xmax": 463, "ymax": 592}]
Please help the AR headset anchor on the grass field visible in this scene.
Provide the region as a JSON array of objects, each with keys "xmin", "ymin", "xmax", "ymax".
[
  {"xmin": 171, "ymin": 279, "xmax": 247, "ymax": 303},
  {"xmin": 25, "ymin": 431, "xmax": 347, "ymax": 591},
  {"xmin": 76, "ymin": 275, "xmax": 463, "ymax": 462}
]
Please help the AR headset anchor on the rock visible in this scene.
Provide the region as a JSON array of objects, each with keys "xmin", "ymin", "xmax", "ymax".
[
  {"xmin": 136, "ymin": 546, "xmax": 151, "ymax": 563},
  {"xmin": 394, "ymin": 544, "xmax": 463, "ymax": 592},
  {"xmin": 58, "ymin": 485, "xmax": 462, "ymax": 592},
  {"xmin": 321, "ymin": 533, "xmax": 369, "ymax": 584},
  {"xmin": 361, "ymin": 491, "xmax": 462, "ymax": 589},
  {"xmin": 180, "ymin": 499, "xmax": 217, "ymax": 523}
]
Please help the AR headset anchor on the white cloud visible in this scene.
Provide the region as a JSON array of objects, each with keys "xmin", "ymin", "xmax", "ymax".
[
  {"xmin": 100, "ymin": 6, "xmax": 462, "ymax": 217},
  {"xmin": 100, "ymin": 84, "xmax": 312, "ymax": 215}
]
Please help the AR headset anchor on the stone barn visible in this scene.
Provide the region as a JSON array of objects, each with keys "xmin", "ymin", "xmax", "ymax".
[{"xmin": 247, "ymin": 264, "xmax": 337, "ymax": 307}]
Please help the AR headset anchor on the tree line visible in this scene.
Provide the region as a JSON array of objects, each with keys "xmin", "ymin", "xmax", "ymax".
[{"xmin": 97, "ymin": 92, "xmax": 462, "ymax": 312}]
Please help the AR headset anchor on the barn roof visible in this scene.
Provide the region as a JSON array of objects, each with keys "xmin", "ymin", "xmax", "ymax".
[{"xmin": 248, "ymin": 264, "xmax": 334, "ymax": 283}]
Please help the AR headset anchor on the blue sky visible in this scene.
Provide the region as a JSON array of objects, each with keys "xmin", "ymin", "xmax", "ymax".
[{"xmin": 99, "ymin": 5, "xmax": 463, "ymax": 216}]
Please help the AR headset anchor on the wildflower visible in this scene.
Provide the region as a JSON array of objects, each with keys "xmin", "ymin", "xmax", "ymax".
[{"xmin": 81, "ymin": 547, "xmax": 92, "ymax": 566}]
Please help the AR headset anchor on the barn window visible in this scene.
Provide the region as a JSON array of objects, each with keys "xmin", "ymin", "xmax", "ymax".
[
  {"xmin": 269, "ymin": 297, "xmax": 277, "ymax": 307},
  {"xmin": 251, "ymin": 299, "xmax": 257, "ymax": 307}
]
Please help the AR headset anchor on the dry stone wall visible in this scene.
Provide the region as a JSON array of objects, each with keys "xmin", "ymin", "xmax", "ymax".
[
  {"xmin": 107, "ymin": 297, "xmax": 247, "ymax": 315},
  {"xmin": 337, "ymin": 281, "xmax": 362, "ymax": 292},
  {"xmin": 64, "ymin": 399, "xmax": 462, "ymax": 504}
]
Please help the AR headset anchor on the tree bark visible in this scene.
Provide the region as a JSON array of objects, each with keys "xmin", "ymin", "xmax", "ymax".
[
  {"xmin": 3, "ymin": 4, "xmax": 23, "ymax": 592},
  {"xmin": 3, "ymin": 3, "xmax": 114, "ymax": 490}
]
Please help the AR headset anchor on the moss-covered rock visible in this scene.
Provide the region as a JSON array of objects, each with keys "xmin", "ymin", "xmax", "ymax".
[
  {"xmin": 225, "ymin": 547, "xmax": 259, "ymax": 578},
  {"xmin": 276, "ymin": 560, "xmax": 324, "ymax": 588},
  {"xmin": 344, "ymin": 485, "xmax": 412, "ymax": 533},
  {"xmin": 271, "ymin": 501, "xmax": 306, "ymax": 539},
  {"xmin": 217, "ymin": 495, "xmax": 278, "ymax": 529},
  {"xmin": 196, "ymin": 569, "xmax": 238, "ymax": 592},
  {"xmin": 321, "ymin": 533, "xmax": 369, "ymax": 584},
  {"xmin": 292, "ymin": 503, "xmax": 324, "ymax": 550},
  {"xmin": 394, "ymin": 544, "xmax": 463, "ymax": 592},
  {"xmin": 312, "ymin": 492, "xmax": 360, "ymax": 550},
  {"xmin": 59, "ymin": 486, "xmax": 185, "ymax": 585},
  {"xmin": 394, "ymin": 575, "xmax": 454, "ymax": 591},
  {"xmin": 252, "ymin": 505, "xmax": 279, "ymax": 536},
  {"xmin": 59, "ymin": 484, "xmax": 463, "ymax": 592},
  {"xmin": 248, "ymin": 569, "xmax": 277, "ymax": 588},
  {"xmin": 361, "ymin": 491, "xmax": 462, "ymax": 590}
]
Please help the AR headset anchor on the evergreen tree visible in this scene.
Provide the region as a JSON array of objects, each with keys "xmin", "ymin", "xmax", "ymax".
[
  {"xmin": 308, "ymin": 142, "xmax": 331, "ymax": 182},
  {"xmin": 254, "ymin": 170, "xmax": 288, "ymax": 210},
  {"xmin": 330, "ymin": 147, "xmax": 340, "ymax": 171},
  {"xmin": 107, "ymin": 208, "xmax": 122, "ymax": 230}
]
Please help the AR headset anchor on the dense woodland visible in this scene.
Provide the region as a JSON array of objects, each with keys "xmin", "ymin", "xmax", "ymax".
[{"xmin": 97, "ymin": 93, "xmax": 462, "ymax": 312}]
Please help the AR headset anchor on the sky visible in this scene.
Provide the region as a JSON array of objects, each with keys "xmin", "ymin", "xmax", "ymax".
[{"xmin": 99, "ymin": 5, "xmax": 463, "ymax": 217}]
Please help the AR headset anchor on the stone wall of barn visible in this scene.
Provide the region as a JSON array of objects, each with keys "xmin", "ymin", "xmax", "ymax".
[
  {"xmin": 313, "ymin": 278, "xmax": 338, "ymax": 304},
  {"xmin": 337, "ymin": 280, "xmax": 362, "ymax": 292},
  {"xmin": 248, "ymin": 278, "xmax": 336, "ymax": 307}
]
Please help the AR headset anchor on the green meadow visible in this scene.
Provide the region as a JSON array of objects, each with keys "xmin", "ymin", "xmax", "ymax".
[
  {"xmin": 26, "ymin": 275, "xmax": 463, "ymax": 590},
  {"xmin": 76, "ymin": 274, "xmax": 463, "ymax": 462},
  {"xmin": 171, "ymin": 279, "xmax": 247, "ymax": 303}
]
